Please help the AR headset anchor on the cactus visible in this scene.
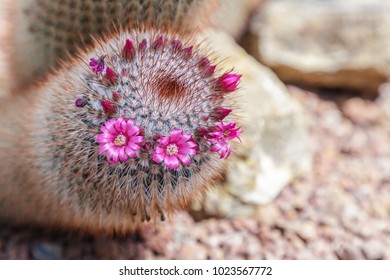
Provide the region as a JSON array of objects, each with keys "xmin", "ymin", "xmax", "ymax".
[
  {"xmin": 0, "ymin": 26, "xmax": 242, "ymax": 234},
  {"xmin": 5, "ymin": 0, "xmax": 219, "ymax": 91}
]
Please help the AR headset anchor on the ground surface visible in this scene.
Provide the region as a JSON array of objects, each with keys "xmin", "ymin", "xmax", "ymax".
[{"xmin": 1, "ymin": 86, "xmax": 389, "ymax": 260}]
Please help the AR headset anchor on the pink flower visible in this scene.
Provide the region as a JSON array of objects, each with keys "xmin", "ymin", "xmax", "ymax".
[
  {"xmin": 218, "ymin": 73, "xmax": 241, "ymax": 92},
  {"xmin": 95, "ymin": 117, "xmax": 144, "ymax": 164},
  {"xmin": 151, "ymin": 129, "xmax": 197, "ymax": 169},
  {"xmin": 207, "ymin": 122, "xmax": 242, "ymax": 159},
  {"xmin": 89, "ymin": 56, "xmax": 105, "ymax": 73}
]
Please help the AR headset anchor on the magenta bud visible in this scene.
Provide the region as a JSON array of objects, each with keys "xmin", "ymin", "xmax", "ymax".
[
  {"xmin": 105, "ymin": 67, "xmax": 118, "ymax": 84},
  {"xmin": 195, "ymin": 127, "xmax": 209, "ymax": 137},
  {"xmin": 112, "ymin": 92, "xmax": 121, "ymax": 101},
  {"xmin": 171, "ymin": 39, "xmax": 182, "ymax": 50},
  {"xmin": 122, "ymin": 39, "xmax": 135, "ymax": 61},
  {"xmin": 218, "ymin": 73, "xmax": 241, "ymax": 92},
  {"xmin": 141, "ymin": 140, "xmax": 152, "ymax": 151},
  {"xmin": 213, "ymin": 107, "xmax": 232, "ymax": 120},
  {"xmin": 100, "ymin": 100, "xmax": 117, "ymax": 115},
  {"xmin": 198, "ymin": 57, "xmax": 210, "ymax": 68},
  {"xmin": 153, "ymin": 35, "xmax": 163, "ymax": 49},
  {"xmin": 139, "ymin": 39, "xmax": 147, "ymax": 52},
  {"xmin": 183, "ymin": 46, "xmax": 193, "ymax": 59},
  {"xmin": 75, "ymin": 98, "xmax": 88, "ymax": 107},
  {"xmin": 205, "ymin": 65, "xmax": 216, "ymax": 76}
]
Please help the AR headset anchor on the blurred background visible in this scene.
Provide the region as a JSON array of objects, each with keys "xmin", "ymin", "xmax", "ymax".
[{"xmin": 0, "ymin": 0, "xmax": 389, "ymax": 259}]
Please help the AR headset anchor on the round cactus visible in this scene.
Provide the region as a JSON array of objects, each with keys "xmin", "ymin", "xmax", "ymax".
[{"xmin": 1, "ymin": 27, "xmax": 242, "ymax": 234}]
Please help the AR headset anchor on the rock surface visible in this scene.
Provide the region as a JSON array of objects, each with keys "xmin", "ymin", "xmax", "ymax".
[
  {"xmin": 196, "ymin": 0, "xmax": 263, "ymax": 39},
  {"xmin": 0, "ymin": 2, "xmax": 11, "ymax": 98},
  {"xmin": 192, "ymin": 30, "xmax": 312, "ymax": 217},
  {"xmin": 246, "ymin": 0, "xmax": 390, "ymax": 93}
]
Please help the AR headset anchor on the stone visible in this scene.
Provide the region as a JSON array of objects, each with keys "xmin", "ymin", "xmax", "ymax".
[
  {"xmin": 342, "ymin": 97, "xmax": 386, "ymax": 126},
  {"xmin": 377, "ymin": 82, "xmax": 390, "ymax": 118},
  {"xmin": 31, "ymin": 241, "xmax": 63, "ymax": 260},
  {"xmin": 0, "ymin": 2, "xmax": 11, "ymax": 98},
  {"xmin": 245, "ymin": 0, "xmax": 390, "ymax": 93},
  {"xmin": 192, "ymin": 29, "xmax": 312, "ymax": 218},
  {"xmin": 176, "ymin": 242, "xmax": 208, "ymax": 260},
  {"xmin": 198, "ymin": 0, "xmax": 263, "ymax": 39},
  {"xmin": 336, "ymin": 244, "xmax": 364, "ymax": 260},
  {"xmin": 362, "ymin": 239, "xmax": 385, "ymax": 260}
]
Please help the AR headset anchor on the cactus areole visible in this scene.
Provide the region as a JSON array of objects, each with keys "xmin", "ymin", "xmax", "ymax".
[{"xmin": 49, "ymin": 28, "xmax": 242, "ymax": 225}]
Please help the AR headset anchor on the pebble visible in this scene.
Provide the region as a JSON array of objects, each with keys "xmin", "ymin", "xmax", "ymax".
[
  {"xmin": 362, "ymin": 239, "xmax": 385, "ymax": 260},
  {"xmin": 176, "ymin": 242, "xmax": 208, "ymax": 260},
  {"xmin": 31, "ymin": 242, "xmax": 63, "ymax": 260}
]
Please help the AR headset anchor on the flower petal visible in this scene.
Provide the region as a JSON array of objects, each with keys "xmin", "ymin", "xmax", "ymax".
[
  {"xmin": 95, "ymin": 133, "xmax": 115, "ymax": 143},
  {"xmin": 119, "ymin": 147, "xmax": 128, "ymax": 162},
  {"xmin": 107, "ymin": 148, "xmax": 119, "ymax": 164},
  {"xmin": 130, "ymin": 135, "xmax": 144, "ymax": 144},
  {"xmin": 164, "ymin": 155, "xmax": 180, "ymax": 169},
  {"xmin": 127, "ymin": 141, "xmax": 141, "ymax": 151},
  {"xmin": 125, "ymin": 147, "xmax": 137, "ymax": 158},
  {"xmin": 99, "ymin": 143, "xmax": 114, "ymax": 155},
  {"xmin": 177, "ymin": 154, "xmax": 191, "ymax": 165},
  {"xmin": 154, "ymin": 146, "xmax": 164, "ymax": 154},
  {"xmin": 158, "ymin": 136, "xmax": 170, "ymax": 147},
  {"xmin": 210, "ymin": 143, "xmax": 221, "ymax": 153},
  {"xmin": 176, "ymin": 133, "xmax": 191, "ymax": 145},
  {"xmin": 151, "ymin": 151, "xmax": 164, "ymax": 163},
  {"xmin": 105, "ymin": 120, "xmax": 117, "ymax": 134},
  {"xmin": 127, "ymin": 123, "xmax": 141, "ymax": 137},
  {"xmin": 178, "ymin": 146, "xmax": 196, "ymax": 156},
  {"xmin": 169, "ymin": 129, "xmax": 183, "ymax": 143}
]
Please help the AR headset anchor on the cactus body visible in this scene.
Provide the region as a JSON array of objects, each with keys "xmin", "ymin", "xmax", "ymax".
[{"xmin": 0, "ymin": 27, "xmax": 241, "ymax": 234}]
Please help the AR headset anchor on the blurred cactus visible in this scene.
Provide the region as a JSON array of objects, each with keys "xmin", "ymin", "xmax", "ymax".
[{"xmin": 4, "ymin": 0, "xmax": 218, "ymax": 91}]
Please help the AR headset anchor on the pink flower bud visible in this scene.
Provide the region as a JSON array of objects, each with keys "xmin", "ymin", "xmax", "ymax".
[
  {"xmin": 139, "ymin": 39, "xmax": 147, "ymax": 52},
  {"xmin": 105, "ymin": 67, "xmax": 118, "ymax": 84},
  {"xmin": 213, "ymin": 107, "xmax": 232, "ymax": 121},
  {"xmin": 153, "ymin": 35, "xmax": 163, "ymax": 49},
  {"xmin": 122, "ymin": 39, "xmax": 135, "ymax": 61},
  {"xmin": 100, "ymin": 100, "xmax": 117, "ymax": 115},
  {"xmin": 218, "ymin": 73, "xmax": 241, "ymax": 92},
  {"xmin": 75, "ymin": 98, "xmax": 88, "ymax": 107}
]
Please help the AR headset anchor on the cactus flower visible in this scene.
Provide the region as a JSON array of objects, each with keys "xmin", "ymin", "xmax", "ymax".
[
  {"xmin": 151, "ymin": 129, "xmax": 197, "ymax": 169},
  {"xmin": 89, "ymin": 56, "xmax": 105, "ymax": 73},
  {"xmin": 207, "ymin": 121, "xmax": 242, "ymax": 159},
  {"xmin": 95, "ymin": 117, "xmax": 144, "ymax": 164}
]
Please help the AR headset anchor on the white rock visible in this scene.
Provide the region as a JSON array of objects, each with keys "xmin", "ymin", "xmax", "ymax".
[
  {"xmin": 246, "ymin": 0, "xmax": 390, "ymax": 92},
  {"xmin": 200, "ymin": 0, "xmax": 263, "ymax": 39},
  {"xmin": 193, "ymin": 30, "xmax": 312, "ymax": 217}
]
